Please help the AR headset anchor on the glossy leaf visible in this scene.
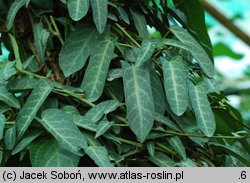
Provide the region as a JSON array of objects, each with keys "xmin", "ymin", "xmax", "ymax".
[
  {"xmin": 6, "ymin": 0, "xmax": 30, "ymax": 29},
  {"xmin": 150, "ymin": 70, "xmax": 166, "ymax": 115},
  {"xmin": 12, "ymin": 130, "xmax": 42, "ymax": 155},
  {"xmin": 59, "ymin": 26, "xmax": 98, "ymax": 77},
  {"xmin": 149, "ymin": 152, "xmax": 175, "ymax": 167},
  {"xmin": 40, "ymin": 109, "xmax": 87, "ymax": 156},
  {"xmin": 85, "ymin": 146, "xmax": 113, "ymax": 167},
  {"xmin": 0, "ymin": 114, "xmax": 5, "ymax": 140},
  {"xmin": 161, "ymin": 56, "xmax": 188, "ymax": 116},
  {"xmin": 4, "ymin": 126, "xmax": 16, "ymax": 150},
  {"xmin": 169, "ymin": 25, "xmax": 214, "ymax": 78},
  {"xmin": 122, "ymin": 62, "xmax": 154, "ymax": 142},
  {"xmin": 90, "ymin": 0, "xmax": 108, "ymax": 33},
  {"xmin": 67, "ymin": 0, "xmax": 89, "ymax": 21},
  {"xmin": 95, "ymin": 120, "xmax": 114, "ymax": 138},
  {"xmin": 16, "ymin": 79, "xmax": 52, "ymax": 139},
  {"xmin": 136, "ymin": 40, "xmax": 156, "ymax": 66},
  {"xmin": 81, "ymin": 36, "xmax": 116, "ymax": 102},
  {"xmin": 0, "ymin": 85, "xmax": 20, "ymax": 108},
  {"xmin": 30, "ymin": 139, "xmax": 80, "ymax": 167},
  {"xmin": 130, "ymin": 9, "xmax": 148, "ymax": 38},
  {"xmin": 168, "ymin": 136, "xmax": 187, "ymax": 160},
  {"xmin": 187, "ymin": 80, "xmax": 216, "ymax": 137}
]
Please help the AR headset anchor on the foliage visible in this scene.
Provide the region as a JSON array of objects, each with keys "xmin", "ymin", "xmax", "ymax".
[{"xmin": 0, "ymin": 0, "xmax": 249, "ymax": 167}]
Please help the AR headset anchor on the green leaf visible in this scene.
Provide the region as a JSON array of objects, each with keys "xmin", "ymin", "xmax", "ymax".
[
  {"xmin": 67, "ymin": 0, "xmax": 89, "ymax": 21},
  {"xmin": 81, "ymin": 36, "xmax": 116, "ymax": 102},
  {"xmin": 0, "ymin": 114, "xmax": 5, "ymax": 140},
  {"xmin": 168, "ymin": 136, "xmax": 187, "ymax": 160},
  {"xmin": 154, "ymin": 113, "xmax": 181, "ymax": 132},
  {"xmin": 213, "ymin": 42, "xmax": 243, "ymax": 60},
  {"xmin": 6, "ymin": 0, "xmax": 30, "ymax": 30},
  {"xmin": 173, "ymin": 0, "xmax": 213, "ymax": 61},
  {"xmin": 122, "ymin": 62, "xmax": 155, "ymax": 142},
  {"xmin": 147, "ymin": 141, "xmax": 155, "ymax": 157},
  {"xmin": 85, "ymin": 146, "xmax": 113, "ymax": 167},
  {"xmin": 0, "ymin": 103, "xmax": 10, "ymax": 114},
  {"xmin": 30, "ymin": 139, "xmax": 80, "ymax": 167},
  {"xmin": 95, "ymin": 120, "xmax": 114, "ymax": 138},
  {"xmin": 150, "ymin": 70, "xmax": 166, "ymax": 115},
  {"xmin": 187, "ymin": 80, "xmax": 216, "ymax": 137},
  {"xmin": 4, "ymin": 126, "xmax": 16, "ymax": 150},
  {"xmin": 117, "ymin": 7, "xmax": 130, "ymax": 24},
  {"xmin": 177, "ymin": 158, "xmax": 197, "ymax": 167},
  {"xmin": 130, "ymin": 9, "xmax": 148, "ymax": 38},
  {"xmin": 59, "ymin": 26, "xmax": 98, "ymax": 77},
  {"xmin": 0, "ymin": 85, "xmax": 20, "ymax": 108},
  {"xmin": 169, "ymin": 26, "xmax": 214, "ymax": 78},
  {"xmin": 33, "ymin": 22, "xmax": 49, "ymax": 62},
  {"xmin": 23, "ymin": 55, "xmax": 40, "ymax": 72},
  {"xmin": 73, "ymin": 115, "xmax": 98, "ymax": 132},
  {"xmin": 0, "ymin": 61, "xmax": 17, "ymax": 83},
  {"xmin": 107, "ymin": 69, "xmax": 123, "ymax": 81},
  {"xmin": 105, "ymin": 80, "xmax": 124, "ymax": 102},
  {"xmin": 40, "ymin": 109, "xmax": 87, "ymax": 156},
  {"xmin": 84, "ymin": 131, "xmax": 102, "ymax": 146},
  {"xmin": 90, "ymin": 0, "xmax": 108, "ymax": 33},
  {"xmin": 161, "ymin": 56, "xmax": 188, "ymax": 116},
  {"xmin": 80, "ymin": 100, "xmax": 120, "ymax": 124},
  {"xmin": 149, "ymin": 152, "xmax": 175, "ymax": 167},
  {"xmin": 136, "ymin": 40, "xmax": 156, "ymax": 66},
  {"xmin": 204, "ymin": 77, "xmax": 220, "ymax": 94},
  {"xmin": 12, "ymin": 130, "xmax": 42, "ymax": 155},
  {"xmin": 16, "ymin": 79, "xmax": 52, "ymax": 139}
]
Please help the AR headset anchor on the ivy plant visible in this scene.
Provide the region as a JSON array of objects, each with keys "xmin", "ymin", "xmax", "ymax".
[{"xmin": 0, "ymin": 0, "xmax": 249, "ymax": 167}]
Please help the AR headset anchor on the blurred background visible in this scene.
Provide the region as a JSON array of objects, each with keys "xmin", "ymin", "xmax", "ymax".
[{"xmin": 1, "ymin": 0, "xmax": 250, "ymax": 123}]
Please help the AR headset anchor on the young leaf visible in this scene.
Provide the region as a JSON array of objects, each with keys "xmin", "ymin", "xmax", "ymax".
[
  {"xmin": 59, "ymin": 26, "xmax": 98, "ymax": 77},
  {"xmin": 122, "ymin": 62, "xmax": 155, "ymax": 142},
  {"xmin": 150, "ymin": 70, "xmax": 166, "ymax": 115},
  {"xmin": 95, "ymin": 120, "xmax": 114, "ymax": 138},
  {"xmin": 161, "ymin": 56, "xmax": 188, "ymax": 116},
  {"xmin": 130, "ymin": 9, "xmax": 148, "ymax": 38},
  {"xmin": 6, "ymin": 0, "xmax": 30, "ymax": 29},
  {"xmin": 149, "ymin": 152, "xmax": 175, "ymax": 167},
  {"xmin": 0, "ymin": 114, "xmax": 5, "ymax": 140},
  {"xmin": 40, "ymin": 109, "xmax": 87, "ymax": 156},
  {"xmin": 0, "ymin": 85, "xmax": 20, "ymax": 109},
  {"xmin": 16, "ymin": 79, "xmax": 52, "ymax": 140},
  {"xmin": 168, "ymin": 136, "xmax": 187, "ymax": 160},
  {"xmin": 85, "ymin": 146, "xmax": 113, "ymax": 167},
  {"xmin": 187, "ymin": 80, "xmax": 216, "ymax": 137},
  {"xmin": 136, "ymin": 40, "xmax": 156, "ymax": 66},
  {"xmin": 169, "ymin": 26, "xmax": 214, "ymax": 78},
  {"xmin": 90, "ymin": 0, "xmax": 108, "ymax": 33},
  {"xmin": 81, "ymin": 36, "xmax": 116, "ymax": 102},
  {"xmin": 4, "ymin": 126, "xmax": 16, "ymax": 150},
  {"xmin": 30, "ymin": 139, "xmax": 80, "ymax": 167},
  {"xmin": 67, "ymin": 0, "xmax": 89, "ymax": 21},
  {"xmin": 33, "ymin": 22, "xmax": 49, "ymax": 62},
  {"xmin": 147, "ymin": 141, "xmax": 155, "ymax": 157},
  {"xmin": 12, "ymin": 130, "xmax": 42, "ymax": 155}
]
